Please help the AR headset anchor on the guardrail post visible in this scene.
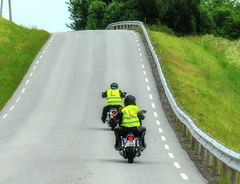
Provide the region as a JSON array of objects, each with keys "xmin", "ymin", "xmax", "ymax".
[
  {"xmin": 213, "ymin": 156, "xmax": 220, "ymax": 176},
  {"xmin": 200, "ymin": 145, "xmax": 206, "ymax": 163},
  {"xmin": 205, "ymin": 150, "xmax": 211, "ymax": 169},
  {"xmin": 231, "ymin": 169, "xmax": 238, "ymax": 184},
  {"xmin": 191, "ymin": 135, "xmax": 195, "ymax": 151}
]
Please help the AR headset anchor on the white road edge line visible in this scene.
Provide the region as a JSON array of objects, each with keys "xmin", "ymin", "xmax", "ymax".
[
  {"xmin": 21, "ymin": 88, "xmax": 26, "ymax": 94},
  {"xmin": 10, "ymin": 106, "xmax": 15, "ymax": 111},
  {"xmin": 180, "ymin": 173, "xmax": 189, "ymax": 180},
  {"xmin": 168, "ymin": 153, "xmax": 174, "ymax": 158},
  {"xmin": 151, "ymin": 103, "xmax": 155, "ymax": 109},
  {"xmin": 174, "ymin": 162, "xmax": 181, "ymax": 169},
  {"xmin": 149, "ymin": 94, "xmax": 153, "ymax": 100},
  {"xmin": 26, "ymin": 80, "xmax": 30, "ymax": 85},
  {"xmin": 164, "ymin": 144, "xmax": 169, "ymax": 150},
  {"xmin": 161, "ymin": 136, "xmax": 166, "ymax": 141},
  {"xmin": 158, "ymin": 128, "xmax": 163, "ymax": 133},
  {"xmin": 16, "ymin": 97, "xmax": 20, "ymax": 103}
]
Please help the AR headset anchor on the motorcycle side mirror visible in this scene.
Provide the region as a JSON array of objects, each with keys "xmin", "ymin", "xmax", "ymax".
[{"xmin": 141, "ymin": 110, "xmax": 147, "ymax": 114}]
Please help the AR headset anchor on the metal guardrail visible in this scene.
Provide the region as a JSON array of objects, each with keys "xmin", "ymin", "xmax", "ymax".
[{"xmin": 106, "ymin": 21, "xmax": 240, "ymax": 183}]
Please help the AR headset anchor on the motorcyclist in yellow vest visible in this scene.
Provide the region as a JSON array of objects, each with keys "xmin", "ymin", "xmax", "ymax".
[
  {"xmin": 114, "ymin": 95, "xmax": 146, "ymax": 151},
  {"xmin": 101, "ymin": 83, "xmax": 126, "ymax": 123}
]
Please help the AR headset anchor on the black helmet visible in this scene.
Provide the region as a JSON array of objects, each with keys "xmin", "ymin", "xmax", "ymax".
[
  {"xmin": 124, "ymin": 95, "xmax": 136, "ymax": 106},
  {"xmin": 110, "ymin": 82, "xmax": 118, "ymax": 89}
]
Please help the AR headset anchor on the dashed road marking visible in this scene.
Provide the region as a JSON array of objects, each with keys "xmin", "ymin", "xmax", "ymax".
[
  {"xmin": 16, "ymin": 97, "xmax": 21, "ymax": 103},
  {"xmin": 139, "ymin": 52, "xmax": 142, "ymax": 57},
  {"xmin": 3, "ymin": 114, "xmax": 8, "ymax": 119},
  {"xmin": 39, "ymin": 55, "xmax": 43, "ymax": 59},
  {"xmin": 21, "ymin": 88, "xmax": 26, "ymax": 94},
  {"xmin": 36, "ymin": 60, "xmax": 39, "ymax": 64},
  {"xmin": 30, "ymin": 72, "xmax": 33, "ymax": 77},
  {"xmin": 26, "ymin": 80, "xmax": 29, "ymax": 85},
  {"xmin": 168, "ymin": 153, "xmax": 174, "ymax": 158},
  {"xmin": 136, "ymin": 39, "xmax": 139, "ymax": 42},
  {"xmin": 142, "ymin": 64, "xmax": 145, "ymax": 68},
  {"xmin": 158, "ymin": 128, "xmax": 163, "ymax": 133},
  {"xmin": 33, "ymin": 66, "xmax": 37, "ymax": 70},
  {"xmin": 180, "ymin": 173, "xmax": 189, "ymax": 180},
  {"xmin": 164, "ymin": 144, "xmax": 170, "ymax": 150},
  {"xmin": 156, "ymin": 120, "xmax": 160, "ymax": 125},
  {"xmin": 145, "ymin": 78, "xmax": 149, "ymax": 83},
  {"xmin": 10, "ymin": 106, "xmax": 15, "ymax": 111},
  {"xmin": 174, "ymin": 162, "xmax": 181, "ymax": 169},
  {"xmin": 147, "ymin": 86, "xmax": 151, "ymax": 91},
  {"xmin": 143, "ymin": 70, "xmax": 146, "ymax": 75},
  {"xmin": 151, "ymin": 103, "xmax": 155, "ymax": 109},
  {"xmin": 138, "ymin": 48, "xmax": 141, "ymax": 52},
  {"xmin": 149, "ymin": 94, "xmax": 153, "ymax": 100},
  {"xmin": 153, "ymin": 112, "xmax": 158, "ymax": 117},
  {"xmin": 161, "ymin": 136, "xmax": 166, "ymax": 141}
]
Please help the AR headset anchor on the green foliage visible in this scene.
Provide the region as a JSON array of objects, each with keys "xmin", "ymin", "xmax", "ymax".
[
  {"xmin": 0, "ymin": 18, "xmax": 49, "ymax": 110},
  {"xmin": 149, "ymin": 30, "xmax": 240, "ymax": 152},
  {"xmin": 87, "ymin": 0, "xmax": 107, "ymax": 29},
  {"xmin": 66, "ymin": 0, "xmax": 240, "ymax": 39},
  {"xmin": 66, "ymin": 0, "xmax": 89, "ymax": 30}
]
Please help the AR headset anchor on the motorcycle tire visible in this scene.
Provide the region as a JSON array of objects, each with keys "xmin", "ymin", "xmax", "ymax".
[{"xmin": 127, "ymin": 147, "xmax": 135, "ymax": 163}]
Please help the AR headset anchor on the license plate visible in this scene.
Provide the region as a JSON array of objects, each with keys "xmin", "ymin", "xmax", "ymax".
[{"xmin": 126, "ymin": 140, "xmax": 135, "ymax": 147}]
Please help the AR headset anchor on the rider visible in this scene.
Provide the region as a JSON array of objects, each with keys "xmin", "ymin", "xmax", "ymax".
[
  {"xmin": 101, "ymin": 82, "xmax": 126, "ymax": 123},
  {"xmin": 114, "ymin": 95, "xmax": 146, "ymax": 150}
]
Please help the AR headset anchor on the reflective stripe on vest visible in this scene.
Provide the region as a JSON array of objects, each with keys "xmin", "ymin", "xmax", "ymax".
[
  {"xmin": 106, "ymin": 89, "xmax": 122, "ymax": 105},
  {"xmin": 121, "ymin": 105, "xmax": 141, "ymax": 128}
]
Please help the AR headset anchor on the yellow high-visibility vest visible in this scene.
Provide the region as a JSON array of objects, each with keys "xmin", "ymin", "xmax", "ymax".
[
  {"xmin": 106, "ymin": 89, "xmax": 122, "ymax": 105},
  {"xmin": 121, "ymin": 105, "xmax": 141, "ymax": 128}
]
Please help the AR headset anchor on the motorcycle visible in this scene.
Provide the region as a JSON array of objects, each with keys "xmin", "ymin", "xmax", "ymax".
[
  {"xmin": 106, "ymin": 108, "xmax": 119, "ymax": 130},
  {"xmin": 119, "ymin": 110, "xmax": 146, "ymax": 163}
]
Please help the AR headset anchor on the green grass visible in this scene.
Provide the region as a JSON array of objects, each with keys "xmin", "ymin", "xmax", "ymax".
[
  {"xmin": 0, "ymin": 18, "xmax": 49, "ymax": 110},
  {"xmin": 149, "ymin": 30, "xmax": 240, "ymax": 153}
]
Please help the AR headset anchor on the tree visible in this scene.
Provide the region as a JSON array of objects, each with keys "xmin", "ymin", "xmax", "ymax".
[
  {"xmin": 87, "ymin": 0, "xmax": 107, "ymax": 29},
  {"xmin": 104, "ymin": 1, "xmax": 124, "ymax": 25},
  {"xmin": 67, "ymin": 0, "xmax": 89, "ymax": 30}
]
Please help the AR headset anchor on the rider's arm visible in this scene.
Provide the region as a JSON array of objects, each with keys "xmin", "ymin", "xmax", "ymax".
[
  {"xmin": 102, "ymin": 91, "xmax": 107, "ymax": 98},
  {"xmin": 138, "ymin": 111, "xmax": 145, "ymax": 126},
  {"xmin": 119, "ymin": 90, "xmax": 126, "ymax": 98}
]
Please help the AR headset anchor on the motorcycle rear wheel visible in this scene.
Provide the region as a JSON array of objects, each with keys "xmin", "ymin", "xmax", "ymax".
[{"xmin": 127, "ymin": 147, "xmax": 135, "ymax": 163}]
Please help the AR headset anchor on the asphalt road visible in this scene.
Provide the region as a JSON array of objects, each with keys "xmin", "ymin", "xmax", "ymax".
[{"xmin": 0, "ymin": 30, "xmax": 207, "ymax": 184}]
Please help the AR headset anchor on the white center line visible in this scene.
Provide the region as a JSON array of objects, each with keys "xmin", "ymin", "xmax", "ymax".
[
  {"xmin": 151, "ymin": 103, "xmax": 156, "ymax": 109},
  {"xmin": 153, "ymin": 112, "xmax": 158, "ymax": 117},
  {"xmin": 180, "ymin": 173, "xmax": 189, "ymax": 180},
  {"xmin": 21, "ymin": 88, "xmax": 26, "ymax": 94},
  {"xmin": 164, "ymin": 144, "xmax": 170, "ymax": 150},
  {"xmin": 26, "ymin": 80, "xmax": 29, "ymax": 85},
  {"xmin": 3, "ymin": 114, "xmax": 8, "ymax": 119},
  {"xmin": 141, "ymin": 64, "xmax": 145, "ymax": 69},
  {"xmin": 158, "ymin": 128, "xmax": 163, "ymax": 133},
  {"xmin": 161, "ymin": 136, "xmax": 166, "ymax": 141},
  {"xmin": 145, "ymin": 78, "xmax": 149, "ymax": 83},
  {"xmin": 10, "ymin": 106, "xmax": 15, "ymax": 111},
  {"xmin": 156, "ymin": 120, "xmax": 160, "ymax": 125},
  {"xmin": 30, "ymin": 72, "xmax": 33, "ymax": 77},
  {"xmin": 174, "ymin": 162, "xmax": 181, "ymax": 169},
  {"xmin": 143, "ymin": 70, "xmax": 146, "ymax": 75},
  {"xmin": 168, "ymin": 153, "xmax": 174, "ymax": 158},
  {"xmin": 149, "ymin": 94, "xmax": 153, "ymax": 100},
  {"xmin": 147, "ymin": 86, "xmax": 151, "ymax": 91},
  {"xmin": 16, "ymin": 97, "xmax": 21, "ymax": 103}
]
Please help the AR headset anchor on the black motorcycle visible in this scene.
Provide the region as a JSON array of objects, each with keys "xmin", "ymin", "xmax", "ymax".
[
  {"xmin": 106, "ymin": 108, "xmax": 118, "ymax": 130},
  {"xmin": 118, "ymin": 110, "xmax": 146, "ymax": 163}
]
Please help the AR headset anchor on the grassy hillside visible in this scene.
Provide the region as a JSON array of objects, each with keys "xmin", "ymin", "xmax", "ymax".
[
  {"xmin": 0, "ymin": 18, "xmax": 49, "ymax": 110},
  {"xmin": 149, "ymin": 30, "xmax": 240, "ymax": 153}
]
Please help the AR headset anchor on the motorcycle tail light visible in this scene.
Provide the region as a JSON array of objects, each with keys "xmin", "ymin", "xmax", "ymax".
[
  {"xmin": 112, "ymin": 113, "xmax": 117, "ymax": 117},
  {"xmin": 127, "ymin": 136, "xmax": 134, "ymax": 141}
]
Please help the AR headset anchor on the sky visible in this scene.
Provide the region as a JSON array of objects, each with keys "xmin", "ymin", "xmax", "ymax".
[{"xmin": 2, "ymin": 0, "xmax": 71, "ymax": 32}]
